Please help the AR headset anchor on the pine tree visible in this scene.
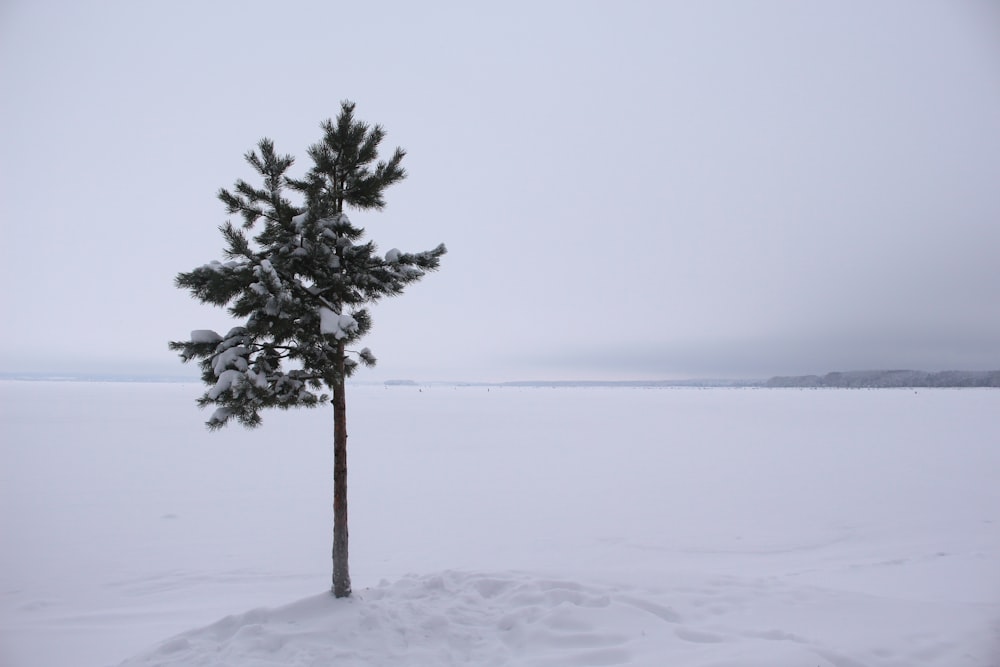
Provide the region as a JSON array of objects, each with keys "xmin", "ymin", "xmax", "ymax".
[{"xmin": 169, "ymin": 101, "xmax": 446, "ymax": 598}]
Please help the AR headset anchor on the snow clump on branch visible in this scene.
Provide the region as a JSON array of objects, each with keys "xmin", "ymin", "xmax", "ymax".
[{"xmin": 319, "ymin": 308, "xmax": 359, "ymax": 340}]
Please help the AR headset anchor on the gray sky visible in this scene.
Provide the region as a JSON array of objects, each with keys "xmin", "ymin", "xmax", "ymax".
[{"xmin": 2, "ymin": 1, "xmax": 999, "ymax": 382}]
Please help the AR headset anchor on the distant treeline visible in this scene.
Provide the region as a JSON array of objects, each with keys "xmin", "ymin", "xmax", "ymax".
[
  {"xmin": 382, "ymin": 372, "xmax": 1000, "ymax": 389},
  {"xmin": 765, "ymin": 370, "xmax": 1000, "ymax": 388}
]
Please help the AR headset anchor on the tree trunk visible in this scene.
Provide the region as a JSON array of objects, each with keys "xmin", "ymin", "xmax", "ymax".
[{"xmin": 331, "ymin": 342, "xmax": 351, "ymax": 597}]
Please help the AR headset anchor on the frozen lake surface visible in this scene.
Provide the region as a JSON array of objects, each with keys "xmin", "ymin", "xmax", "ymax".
[{"xmin": 1, "ymin": 381, "xmax": 998, "ymax": 665}]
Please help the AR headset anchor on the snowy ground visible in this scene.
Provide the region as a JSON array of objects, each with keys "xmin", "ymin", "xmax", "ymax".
[{"xmin": 1, "ymin": 381, "xmax": 998, "ymax": 666}]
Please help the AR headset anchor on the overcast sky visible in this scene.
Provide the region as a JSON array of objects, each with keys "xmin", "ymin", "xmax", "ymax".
[{"xmin": 2, "ymin": 1, "xmax": 999, "ymax": 381}]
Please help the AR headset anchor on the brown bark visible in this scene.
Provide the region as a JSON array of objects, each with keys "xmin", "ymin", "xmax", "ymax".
[{"xmin": 331, "ymin": 341, "xmax": 351, "ymax": 597}]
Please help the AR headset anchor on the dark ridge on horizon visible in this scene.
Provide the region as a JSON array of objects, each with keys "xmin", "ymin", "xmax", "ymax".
[
  {"xmin": 764, "ymin": 369, "xmax": 1000, "ymax": 388},
  {"xmin": 395, "ymin": 369, "xmax": 1000, "ymax": 389}
]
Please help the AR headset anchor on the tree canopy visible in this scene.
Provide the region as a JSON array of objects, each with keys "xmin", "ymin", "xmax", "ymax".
[{"xmin": 171, "ymin": 101, "xmax": 445, "ymax": 429}]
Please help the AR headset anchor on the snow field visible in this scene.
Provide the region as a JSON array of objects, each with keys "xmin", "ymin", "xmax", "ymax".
[{"xmin": 1, "ymin": 382, "xmax": 998, "ymax": 665}]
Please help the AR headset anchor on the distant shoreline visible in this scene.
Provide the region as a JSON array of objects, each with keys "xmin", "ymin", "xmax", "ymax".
[
  {"xmin": 3, "ymin": 369, "xmax": 998, "ymax": 388},
  {"xmin": 0, "ymin": 372, "xmax": 199, "ymax": 384}
]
